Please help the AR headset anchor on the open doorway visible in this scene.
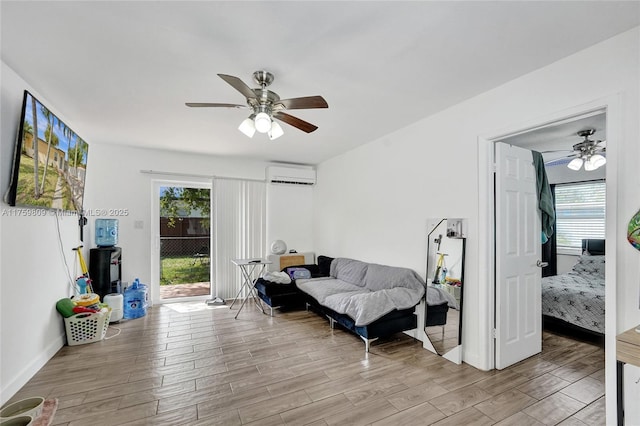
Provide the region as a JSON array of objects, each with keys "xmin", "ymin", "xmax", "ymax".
[
  {"xmin": 489, "ymin": 111, "xmax": 608, "ymax": 419},
  {"xmin": 477, "ymin": 97, "xmax": 619, "ymax": 424},
  {"xmin": 497, "ymin": 111, "xmax": 606, "ymax": 349},
  {"xmin": 493, "ymin": 111, "xmax": 608, "ymax": 364}
]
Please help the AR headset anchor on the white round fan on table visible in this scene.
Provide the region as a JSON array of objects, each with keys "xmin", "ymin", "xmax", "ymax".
[{"xmin": 270, "ymin": 240, "xmax": 287, "ymax": 255}]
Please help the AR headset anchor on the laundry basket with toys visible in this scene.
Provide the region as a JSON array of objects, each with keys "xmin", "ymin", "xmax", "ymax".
[{"xmin": 56, "ymin": 293, "xmax": 111, "ymax": 346}]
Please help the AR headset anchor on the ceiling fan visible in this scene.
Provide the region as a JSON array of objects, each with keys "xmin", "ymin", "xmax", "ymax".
[
  {"xmin": 543, "ymin": 129, "xmax": 606, "ymax": 171},
  {"xmin": 186, "ymin": 70, "xmax": 328, "ymax": 140}
]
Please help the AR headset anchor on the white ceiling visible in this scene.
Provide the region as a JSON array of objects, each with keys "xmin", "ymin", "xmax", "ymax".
[{"xmin": 2, "ymin": 1, "xmax": 638, "ymax": 165}]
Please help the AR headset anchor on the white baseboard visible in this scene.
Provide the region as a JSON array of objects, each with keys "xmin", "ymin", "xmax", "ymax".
[{"xmin": 0, "ymin": 333, "xmax": 65, "ymax": 406}]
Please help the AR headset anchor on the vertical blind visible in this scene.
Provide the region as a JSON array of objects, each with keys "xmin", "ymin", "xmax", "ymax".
[
  {"xmin": 555, "ymin": 180, "xmax": 606, "ymax": 254},
  {"xmin": 213, "ymin": 179, "xmax": 266, "ymax": 299}
]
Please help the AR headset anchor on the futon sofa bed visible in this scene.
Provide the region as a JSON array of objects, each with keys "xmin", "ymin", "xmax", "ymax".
[
  {"xmin": 255, "ymin": 256, "xmax": 453, "ymax": 352},
  {"xmin": 254, "ymin": 255, "xmax": 333, "ymax": 315}
]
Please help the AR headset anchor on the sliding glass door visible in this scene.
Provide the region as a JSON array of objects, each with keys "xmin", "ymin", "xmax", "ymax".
[
  {"xmin": 150, "ymin": 177, "xmax": 265, "ymax": 305},
  {"xmin": 151, "ymin": 179, "xmax": 212, "ymax": 304}
]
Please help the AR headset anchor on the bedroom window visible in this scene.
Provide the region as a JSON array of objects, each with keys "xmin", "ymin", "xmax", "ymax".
[{"xmin": 555, "ymin": 180, "xmax": 606, "ymax": 254}]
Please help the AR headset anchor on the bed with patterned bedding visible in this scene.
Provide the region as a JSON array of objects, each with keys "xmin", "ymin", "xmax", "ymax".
[{"xmin": 541, "ymin": 254, "xmax": 605, "ymax": 334}]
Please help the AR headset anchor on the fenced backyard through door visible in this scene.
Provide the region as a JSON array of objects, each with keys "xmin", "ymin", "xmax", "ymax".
[{"xmin": 159, "ymin": 185, "xmax": 211, "ymax": 300}]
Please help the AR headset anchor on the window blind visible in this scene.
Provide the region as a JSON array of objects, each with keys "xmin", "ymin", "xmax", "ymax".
[
  {"xmin": 555, "ymin": 181, "xmax": 606, "ymax": 254},
  {"xmin": 213, "ymin": 179, "xmax": 266, "ymax": 299}
]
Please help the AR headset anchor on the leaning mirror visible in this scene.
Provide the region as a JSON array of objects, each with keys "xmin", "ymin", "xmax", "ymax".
[{"xmin": 425, "ymin": 218, "xmax": 466, "ymax": 364}]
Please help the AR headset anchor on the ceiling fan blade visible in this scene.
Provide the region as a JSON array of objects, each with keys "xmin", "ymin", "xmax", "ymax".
[
  {"xmin": 545, "ymin": 157, "xmax": 573, "ymax": 167},
  {"xmin": 273, "ymin": 112, "xmax": 318, "ymax": 133},
  {"xmin": 540, "ymin": 149, "xmax": 574, "ymax": 154},
  {"xmin": 217, "ymin": 74, "xmax": 257, "ymax": 100},
  {"xmin": 185, "ymin": 102, "xmax": 246, "ymax": 108},
  {"xmin": 543, "ymin": 153, "xmax": 577, "ymax": 165},
  {"xmin": 276, "ymin": 96, "xmax": 328, "ymax": 110}
]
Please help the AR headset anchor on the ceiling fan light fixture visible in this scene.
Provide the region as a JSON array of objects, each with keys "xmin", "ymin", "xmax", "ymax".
[
  {"xmin": 567, "ymin": 157, "xmax": 584, "ymax": 171},
  {"xmin": 238, "ymin": 116, "xmax": 256, "ymax": 138},
  {"xmin": 187, "ymin": 71, "xmax": 327, "ymax": 137},
  {"xmin": 268, "ymin": 121, "xmax": 284, "ymax": 140},
  {"xmin": 589, "ymin": 154, "xmax": 606, "ymax": 170},
  {"xmin": 254, "ymin": 112, "xmax": 272, "ymax": 133}
]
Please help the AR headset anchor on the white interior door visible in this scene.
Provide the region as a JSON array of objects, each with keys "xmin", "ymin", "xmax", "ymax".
[{"xmin": 495, "ymin": 142, "xmax": 542, "ymax": 369}]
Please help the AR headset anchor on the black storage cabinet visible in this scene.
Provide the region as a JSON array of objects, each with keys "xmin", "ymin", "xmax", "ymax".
[{"xmin": 89, "ymin": 246, "xmax": 122, "ymax": 299}]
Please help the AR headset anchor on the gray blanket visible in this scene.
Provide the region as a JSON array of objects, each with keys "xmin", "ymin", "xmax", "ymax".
[
  {"xmin": 541, "ymin": 255, "xmax": 605, "ymax": 333},
  {"xmin": 427, "ymin": 285, "xmax": 459, "ymax": 310},
  {"xmin": 296, "ymin": 258, "xmax": 426, "ymax": 326}
]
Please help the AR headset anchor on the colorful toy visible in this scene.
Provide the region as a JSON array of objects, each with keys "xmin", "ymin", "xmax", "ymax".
[
  {"xmin": 72, "ymin": 246, "xmax": 94, "ymax": 294},
  {"xmin": 432, "ymin": 252, "xmax": 448, "ymax": 284},
  {"xmin": 74, "ymin": 293, "xmax": 100, "ymax": 306},
  {"xmin": 72, "ymin": 306, "xmax": 99, "ymax": 314},
  {"xmin": 55, "ymin": 298, "xmax": 75, "ymax": 318}
]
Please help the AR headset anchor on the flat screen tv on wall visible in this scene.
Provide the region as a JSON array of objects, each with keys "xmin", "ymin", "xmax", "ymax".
[{"xmin": 5, "ymin": 90, "xmax": 89, "ymax": 213}]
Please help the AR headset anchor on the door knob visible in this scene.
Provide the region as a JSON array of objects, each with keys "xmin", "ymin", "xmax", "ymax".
[{"xmin": 536, "ymin": 260, "xmax": 549, "ymax": 268}]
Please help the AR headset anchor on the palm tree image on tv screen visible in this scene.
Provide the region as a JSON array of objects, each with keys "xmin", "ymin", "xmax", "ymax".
[{"xmin": 16, "ymin": 92, "xmax": 88, "ymax": 211}]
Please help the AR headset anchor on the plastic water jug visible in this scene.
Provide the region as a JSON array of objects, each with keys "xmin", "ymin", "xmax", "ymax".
[
  {"xmin": 95, "ymin": 219, "xmax": 118, "ymax": 247},
  {"xmin": 104, "ymin": 293, "xmax": 124, "ymax": 322},
  {"xmin": 123, "ymin": 278, "xmax": 147, "ymax": 319}
]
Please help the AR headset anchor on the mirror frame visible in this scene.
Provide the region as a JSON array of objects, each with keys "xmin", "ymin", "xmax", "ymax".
[{"xmin": 425, "ymin": 218, "xmax": 466, "ymax": 363}]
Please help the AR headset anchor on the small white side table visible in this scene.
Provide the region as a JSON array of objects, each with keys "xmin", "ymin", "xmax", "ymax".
[
  {"xmin": 229, "ymin": 258, "xmax": 271, "ymax": 319},
  {"xmin": 617, "ymin": 325, "xmax": 640, "ymax": 425}
]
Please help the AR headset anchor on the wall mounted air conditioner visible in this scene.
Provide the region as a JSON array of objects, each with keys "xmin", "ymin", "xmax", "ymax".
[{"xmin": 266, "ymin": 166, "xmax": 316, "ymax": 185}]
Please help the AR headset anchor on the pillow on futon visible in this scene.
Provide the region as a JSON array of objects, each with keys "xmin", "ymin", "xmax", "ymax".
[
  {"xmin": 282, "ymin": 264, "xmax": 321, "ymax": 279},
  {"xmin": 285, "ymin": 267, "xmax": 311, "ymax": 280},
  {"xmin": 571, "ymin": 255, "xmax": 605, "ymax": 278},
  {"xmin": 317, "ymin": 255, "xmax": 334, "ymax": 277}
]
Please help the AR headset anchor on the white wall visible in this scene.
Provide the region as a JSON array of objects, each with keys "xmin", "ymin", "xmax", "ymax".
[
  {"xmin": 266, "ymin": 182, "xmax": 314, "ymax": 255},
  {"xmin": 0, "ymin": 62, "xmax": 80, "ymax": 404},
  {"xmin": 83, "ymin": 143, "xmax": 271, "ymax": 288},
  {"xmin": 0, "ymin": 61, "xmax": 314, "ymax": 404},
  {"xmin": 313, "ymin": 27, "xmax": 640, "ymax": 374}
]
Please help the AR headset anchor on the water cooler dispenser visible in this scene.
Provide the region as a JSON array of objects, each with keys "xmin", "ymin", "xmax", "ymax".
[
  {"xmin": 89, "ymin": 246, "xmax": 122, "ymax": 299},
  {"xmin": 89, "ymin": 219, "xmax": 122, "ymax": 299}
]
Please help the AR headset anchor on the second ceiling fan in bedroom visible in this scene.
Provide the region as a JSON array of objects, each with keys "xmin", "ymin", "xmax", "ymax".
[
  {"xmin": 544, "ymin": 129, "xmax": 606, "ymax": 171},
  {"xmin": 186, "ymin": 70, "xmax": 328, "ymax": 140}
]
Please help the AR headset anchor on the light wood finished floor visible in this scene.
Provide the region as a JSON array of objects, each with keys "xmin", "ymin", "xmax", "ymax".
[{"xmin": 7, "ymin": 302, "xmax": 605, "ymax": 425}]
